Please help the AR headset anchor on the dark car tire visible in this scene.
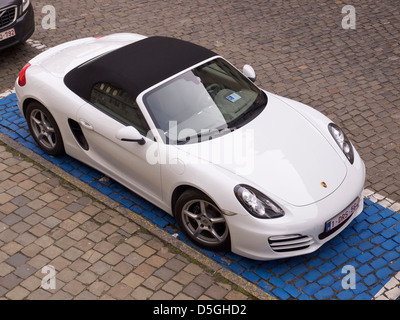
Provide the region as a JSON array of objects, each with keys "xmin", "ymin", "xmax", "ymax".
[
  {"xmin": 26, "ymin": 101, "xmax": 65, "ymax": 156},
  {"xmin": 175, "ymin": 189, "xmax": 231, "ymax": 251}
]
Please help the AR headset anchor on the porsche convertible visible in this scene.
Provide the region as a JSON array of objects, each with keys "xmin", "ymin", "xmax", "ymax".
[{"xmin": 15, "ymin": 33, "xmax": 365, "ymax": 260}]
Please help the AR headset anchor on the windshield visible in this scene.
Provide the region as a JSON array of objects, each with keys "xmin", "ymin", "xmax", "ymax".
[{"xmin": 143, "ymin": 58, "xmax": 267, "ymax": 144}]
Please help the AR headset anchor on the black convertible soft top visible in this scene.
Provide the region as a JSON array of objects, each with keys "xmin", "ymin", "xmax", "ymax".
[{"xmin": 64, "ymin": 36, "xmax": 217, "ymax": 101}]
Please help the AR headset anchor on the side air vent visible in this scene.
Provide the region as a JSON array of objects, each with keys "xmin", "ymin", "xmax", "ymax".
[
  {"xmin": 68, "ymin": 119, "xmax": 89, "ymax": 151},
  {"xmin": 268, "ymin": 234, "xmax": 314, "ymax": 253}
]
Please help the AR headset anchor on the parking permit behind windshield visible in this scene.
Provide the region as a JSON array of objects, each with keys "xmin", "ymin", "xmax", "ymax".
[{"xmin": 226, "ymin": 92, "xmax": 242, "ymax": 102}]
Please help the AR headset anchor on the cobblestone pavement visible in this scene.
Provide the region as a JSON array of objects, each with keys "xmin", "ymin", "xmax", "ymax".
[{"xmin": 0, "ymin": 142, "xmax": 257, "ymax": 300}]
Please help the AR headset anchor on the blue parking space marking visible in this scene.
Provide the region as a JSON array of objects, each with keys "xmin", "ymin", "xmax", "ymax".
[{"xmin": 1, "ymin": 94, "xmax": 400, "ymax": 300}]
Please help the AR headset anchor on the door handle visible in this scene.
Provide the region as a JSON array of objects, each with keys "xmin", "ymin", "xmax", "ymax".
[{"xmin": 79, "ymin": 119, "xmax": 93, "ymax": 130}]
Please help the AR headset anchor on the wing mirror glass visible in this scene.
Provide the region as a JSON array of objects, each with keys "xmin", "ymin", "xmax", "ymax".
[
  {"xmin": 243, "ymin": 64, "xmax": 256, "ymax": 82},
  {"xmin": 116, "ymin": 126, "xmax": 145, "ymax": 145}
]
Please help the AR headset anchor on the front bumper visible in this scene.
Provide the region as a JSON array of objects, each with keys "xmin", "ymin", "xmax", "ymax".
[
  {"xmin": 0, "ymin": 4, "xmax": 35, "ymax": 50},
  {"xmin": 226, "ymin": 158, "xmax": 366, "ymax": 261}
]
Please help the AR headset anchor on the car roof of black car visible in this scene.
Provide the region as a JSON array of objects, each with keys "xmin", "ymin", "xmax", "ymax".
[{"xmin": 64, "ymin": 36, "xmax": 217, "ymax": 101}]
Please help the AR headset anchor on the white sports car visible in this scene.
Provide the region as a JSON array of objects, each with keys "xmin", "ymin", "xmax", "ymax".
[{"xmin": 15, "ymin": 33, "xmax": 365, "ymax": 260}]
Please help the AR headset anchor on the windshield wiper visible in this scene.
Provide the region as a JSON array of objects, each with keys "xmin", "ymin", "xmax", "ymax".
[
  {"xmin": 175, "ymin": 125, "xmax": 230, "ymax": 145},
  {"xmin": 228, "ymin": 97, "xmax": 267, "ymax": 129}
]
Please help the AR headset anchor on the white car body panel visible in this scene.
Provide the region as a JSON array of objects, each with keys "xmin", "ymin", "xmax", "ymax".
[
  {"xmin": 15, "ymin": 33, "xmax": 366, "ymax": 260},
  {"xmin": 174, "ymin": 93, "xmax": 348, "ymax": 207}
]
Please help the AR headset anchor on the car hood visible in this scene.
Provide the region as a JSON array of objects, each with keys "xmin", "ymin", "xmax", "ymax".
[{"xmin": 175, "ymin": 93, "xmax": 347, "ymax": 207}]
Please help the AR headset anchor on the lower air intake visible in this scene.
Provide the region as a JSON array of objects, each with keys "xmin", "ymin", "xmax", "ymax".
[{"xmin": 268, "ymin": 234, "xmax": 314, "ymax": 253}]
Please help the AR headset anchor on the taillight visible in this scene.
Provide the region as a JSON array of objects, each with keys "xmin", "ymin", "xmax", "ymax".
[
  {"xmin": 93, "ymin": 36, "xmax": 103, "ymax": 39},
  {"xmin": 18, "ymin": 63, "xmax": 31, "ymax": 87}
]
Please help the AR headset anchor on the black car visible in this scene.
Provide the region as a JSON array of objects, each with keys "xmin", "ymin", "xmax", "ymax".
[{"xmin": 0, "ymin": 0, "xmax": 34, "ymax": 50}]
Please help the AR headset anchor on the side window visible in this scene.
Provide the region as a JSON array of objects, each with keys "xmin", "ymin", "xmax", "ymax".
[{"xmin": 90, "ymin": 82, "xmax": 149, "ymax": 135}]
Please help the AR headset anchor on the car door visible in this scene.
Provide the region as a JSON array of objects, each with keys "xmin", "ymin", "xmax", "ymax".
[{"xmin": 75, "ymin": 82, "xmax": 162, "ymax": 205}]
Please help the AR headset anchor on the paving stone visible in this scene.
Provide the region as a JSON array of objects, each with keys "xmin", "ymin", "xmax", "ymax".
[
  {"xmin": 14, "ymin": 264, "xmax": 37, "ymax": 279},
  {"xmin": 20, "ymin": 275, "xmax": 41, "ymax": 291},
  {"xmin": 2, "ymin": 241, "xmax": 23, "ymax": 255},
  {"xmin": 122, "ymin": 273, "xmax": 145, "ymax": 289},
  {"xmin": 0, "ymin": 273, "xmax": 23, "ymax": 290},
  {"xmin": 173, "ymin": 270, "xmax": 195, "ymax": 286},
  {"xmin": 88, "ymin": 281, "xmax": 110, "ymax": 297},
  {"xmin": 114, "ymin": 243, "xmax": 135, "ymax": 256},
  {"xmin": 69, "ymin": 259, "xmax": 91, "ymax": 273},
  {"xmin": 225, "ymin": 290, "xmax": 249, "ymax": 300},
  {"xmin": 58, "ymin": 219, "xmax": 79, "ymax": 232},
  {"xmin": 113, "ymin": 261, "xmax": 134, "ymax": 276},
  {"xmin": 164, "ymin": 258, "xmax": 187, "ymax": 272},
  {"xmin": 93, "ymin": 241, "xmax": 114, "ymax": 254},
  {"xmin": 41, "ymin": 246, "xmax": 63, "ymax": 260},
  {"xmin": 133, "ymin": 262, "xmax": 156, "ymax": 279},
  {"xmin": 2, "ymin": 213, "xmax": 22, "ymax": 226},
  {"xmin": 10, "ymin": 221, "xmax": 31, "ymax": 234},
  {"xmin": 101, "ymin": 251, "xmax": 124, "ymax": 266},
  {"xmin": 6, "ymin": 286, "xmax": 30, "ymax": 299},
  {"xmin": 27, "ymin": 255, "xmax": 51, "ymax": 270},
  {"xmin": 162, "ymin": 280, "xmax": 183, "ymax": 295},
  {"xmin": 29, "ymin": 224, "xmax": 50, "ymax": 237},
  {"xmin": 63, "ymin": 280, "xmax": 86, "ymax": 296},
  {"xmin": 42, "ymin": 216, "xmax": 62, "ymax": 228},
  {"xmin": 194, "ymin": 273, "xmax": 214, "ymax": 288},
  {"xmin": 86, "ymin": 230, "xmax": 107, "ymax": 243},
  {"xmin": 63, "ymin": 247, "xmax": 84, "ymax": 261},
  {"xmin": 183, "ymin": 282, "xmax": 205, "ymax": 299},
  {"xmin": 184, "ymin": 263, "xmax": 204, "ymax": 276},
  {"xmin": 73, "ymin": 238, "xmax": 94, "ymax": 252},
  {"xmin": 130, "ymin": 286, "xmax": 152, "ymax": 300},
  {"xmin": 142, "ymin": 275, "xmax": 164, "ymax": 291},
  {"xmin": 123, "ymin": 252, "xmax": 146, "ymax": 267},
  {"xmin": 11, "ymin": 195, "xmax": 30, "ymax": 206},
  {"xmin": 67, "ymin": 228, "xmax": 87, "ymax": 241},
  {"xmin": 6, "ymin": 253, "xmax": 29, "ymax": 268},
  {"xmin": 108, "ymin": 283, "xmax": 133, "ymax": 299},
  {"xmin": 204, "ymin": 284, "xmax": 229, "ymax": 300},
  {"xmin": 57, "ymin": 268, "xmax": 78, "ymax": 283},
  {"xmin": 21, "ymin": 243, "xmax": 42, "ymax": 258},
  {"xmin": 101, "ymin": 270, "xmax": 124, "ymax": 287},
  {"xmin": 81, "ymin": 250, "xmax": 103, "ymax": 264},
  {"xmin": 76, "ymin": 270, "xmax": 98, "ymax": 285},
  {"xmin": 51, "ymin": 256, "xmax": 71, "ymax": 271},
  {"xmin": 0, "ymin": 193, "xmax": 13, "ymax": 204},
  {"xmin": 150, "ymin": 290, "xmax": 174, "ymax": 300},
  {"xmin": 49, "ymin": 291, "xmax": 73, "ymax": 300},
  {"xmin": 98, "ymin": 223, "xmax": 118, "ymax": 236},
  {"xmin": 89, "ymin": 261, "xmax": 111, "ymax": 276},
  {"xmin": 0, "ymin": 262, "xmax": 15, "ymax": 277}
]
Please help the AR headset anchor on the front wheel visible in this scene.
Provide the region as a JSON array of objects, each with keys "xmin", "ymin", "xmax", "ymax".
[
  {"xmin": 175, "ymin": 189, "xmax": 230, "ymax": 251},
  {"xmin": 26, "ymin": 102, "xmax": 65, "ymax": 156}
]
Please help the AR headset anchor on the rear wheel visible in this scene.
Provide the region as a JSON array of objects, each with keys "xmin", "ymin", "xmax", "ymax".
[
  {"xmin": 175, "ymin": 189, "xmax": 230, "ymax": 251},
  {"xmin": 26, "ymin": 102, "xmax": 65, "ymax": 156}
]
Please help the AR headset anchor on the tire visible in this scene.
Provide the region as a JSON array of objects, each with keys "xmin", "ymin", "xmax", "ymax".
[
  {"xmin": 26, "ymin": 102, "xmax": 65, "ymax": 156},
  {"xmin": 175, "ymin": 189, "xmax": 230, "ymax": 251}
]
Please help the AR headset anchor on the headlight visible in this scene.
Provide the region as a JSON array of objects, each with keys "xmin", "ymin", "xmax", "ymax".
[
  {"xmin": 21, "ymin": 0, "xmax": 30, "ymax": 13},
  {"xmin": 328, "ymin": 123, "xmax": 354, "ymax": 164},
  {"xmin": 234, "ymin": 185, "xmax": 285, "ymax": 219}
]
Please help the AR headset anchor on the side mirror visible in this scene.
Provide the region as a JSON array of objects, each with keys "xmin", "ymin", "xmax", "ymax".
[
  {"xmin": 116, "ymin": 126, "xmax": 145, "ymax": 145},
  {"xmin": 243, "ymin": 64, "xmax": 256, "ymax": 82}
]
